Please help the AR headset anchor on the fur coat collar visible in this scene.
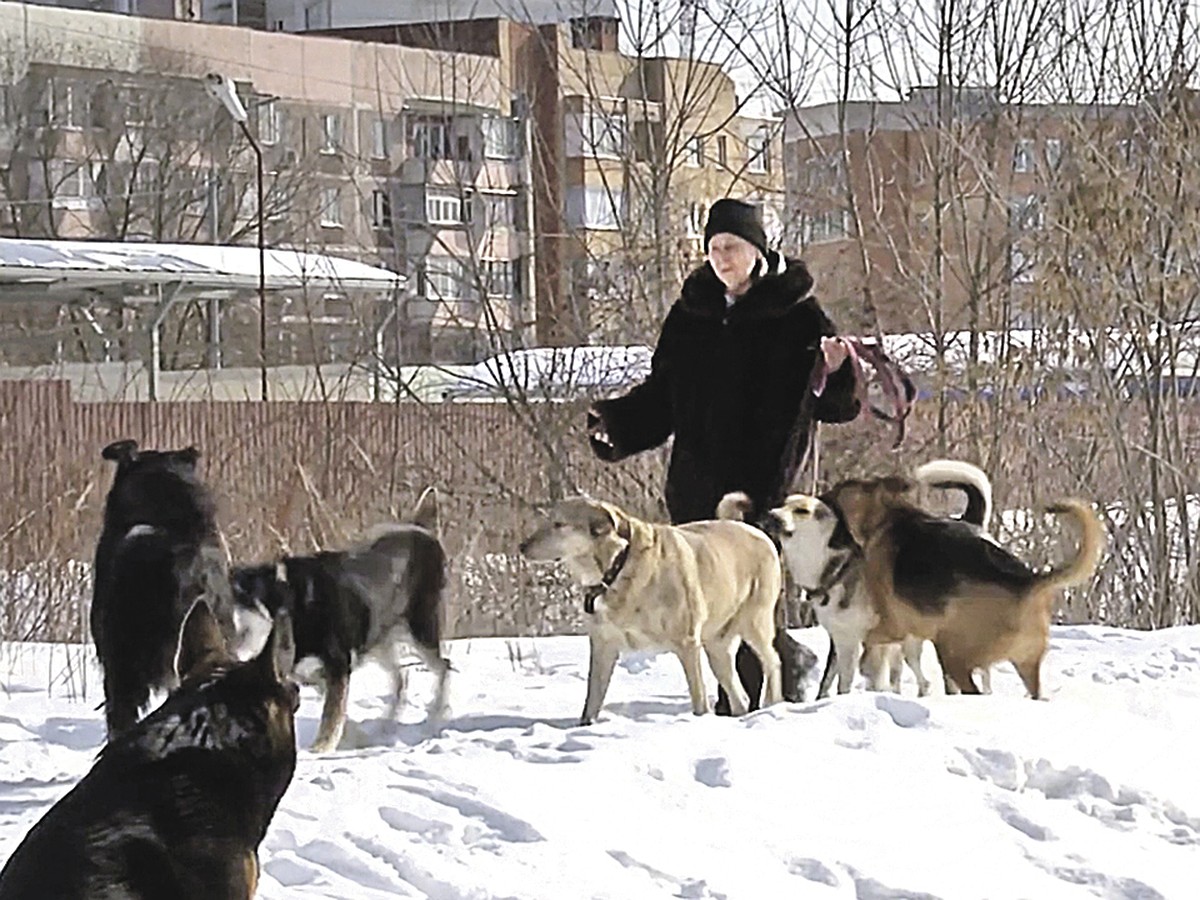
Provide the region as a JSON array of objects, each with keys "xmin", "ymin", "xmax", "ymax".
[{"xmin": 679, "ymin": 250, "xmax": 816, "ymax": 321}]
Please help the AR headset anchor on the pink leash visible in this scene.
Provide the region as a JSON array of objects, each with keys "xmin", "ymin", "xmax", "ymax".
[{"xmin": 810, "ymin": 337, "xmax": 917, "ymax": 449}]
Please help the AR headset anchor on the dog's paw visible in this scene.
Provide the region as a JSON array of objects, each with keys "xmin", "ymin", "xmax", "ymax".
[{"xmin": 308, "ymin": 734, "xmax": 343, "ymax": 754}]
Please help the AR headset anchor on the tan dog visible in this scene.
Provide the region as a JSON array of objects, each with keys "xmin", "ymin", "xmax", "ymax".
[
  {"xmin": 519, "ymin": 497, "xmax": 783, "ymax": 724},
  {"xmin": 824, "ymin": 477, "xmax": 1105, "ymax": 698}
]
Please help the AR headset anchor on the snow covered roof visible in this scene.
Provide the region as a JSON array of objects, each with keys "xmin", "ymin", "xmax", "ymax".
[
  {"xmin": 880, "ymin": 326, "xmax": 1200, "ymax": 376},
  {"xmin": 439, "ymin": 345, "xmax": 652, "ymax": 400},
  {"xmin": 0, "ymin": 238, "xmax": 404, "ymax": 300}
]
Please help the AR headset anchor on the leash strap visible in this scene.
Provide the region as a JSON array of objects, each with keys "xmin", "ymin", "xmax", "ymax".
[
  {"xmin": 810, "ymin": 336, "xmax": 917, "ymax": 449},
  {"xmin": 809, "ymin": 421, "xmax": 820, "ymax": 494}
]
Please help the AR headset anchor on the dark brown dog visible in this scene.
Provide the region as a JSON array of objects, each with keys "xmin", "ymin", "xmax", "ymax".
[
  {"xmin": 0, "ymin": 600, "xmax": 298, "ymax": 899},
  {"xmin": 824, "ymin": 476, "xmax": 1104, "ymax": 699}
]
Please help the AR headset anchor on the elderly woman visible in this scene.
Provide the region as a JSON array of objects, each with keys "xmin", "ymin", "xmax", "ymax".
[{"xmin": 587, "ymin": 197, "xmax": 860, "ymax": 713}]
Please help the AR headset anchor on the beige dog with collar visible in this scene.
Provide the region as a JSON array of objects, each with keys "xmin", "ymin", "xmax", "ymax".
[{"xmin": 519, "ymin": 497, "xmax": 783, "ymax": 724}]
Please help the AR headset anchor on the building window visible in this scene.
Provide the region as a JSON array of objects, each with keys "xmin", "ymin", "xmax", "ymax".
[
  {"xmin": 566, "ymin": 112, "xmax": 626, "ymax": 159},
  {"xmin": 685, "ymin": 135, "xmax": 704, "ymax": 167},
  {"xmin": 122, "ymin": 89, "xmax": 146, "ymax": 128},
  {"xmin": 686, "ymin": 201, "xmax": 706, "ymax": 238},
  {"xmin": 570, "ymin": 17, "xmax": 612, "ymax": 50},
  {"xmin": 1012, "ymin": 138, "xmax": 1035, "ymax": 173},
  {"xmin": 716, "ymin": 135, "xmax": 728, "ymax": 167},
  {"xmin": 371, "ymin": 189, "xmax": 392, "ymax": 229},
  {"xmin": 566, "ymin": 186, "xmax": 624, "ymax": 230},
  {"xmin": 409, "ymin": 115, "xmax": 475, "ymax": 161},
  {"xmin": 1044, "ymin": 138, "xmax": 1063, "ymax": 170},
  {"xmin": 236, "ymin": 179, "xmax": 257, "ymax": 223},
  {"xmin": 53, "ymin": 161, "xmax": 92, "ymax": 200},
  {"xmin": 320, "ymin": 187, "xmax": 342, "ymax": 226},
  {"xmin": 482, "ymin": 191, "xmax": 517, "ymax": 228},
  {"xmin": 426, "ymin": 191, "xmax": 464, "ymax": 226},
  {"xmin": 801, "ymin": 208, "xmax": 850, "ymax": 244},
  {"xmin": 1008, "ymin": 194, "xmax": 1043, "ymax": 231},
  {"xmin": 410, "ymin": 116, "xmax": 449, "ymax": 160},
  {"xmin": 747, "ymin": 126, "xmax": 771, "ymax": 174},
  {"xmin": 49, "ymin": 81, "xmax": 86, "ymax": 129},
  {"xmin": 481, "ymin": 258, "xmax": 518, "ymax": 297},
  {"xmin": 129, "ymin": 160, "xmax": 159, "ymax": 197},
  {"xmin": 799, "ymin": 152, "xmax": 847, "ymax": 195},
  {"xmin": 320, "ymin": 113, "xmax": 341, "ymax": 153},
  {"xmin": 424, "ymin": 258, "xmax": 465, "ymax": 300},
  {"xmin": 370, "ymin": 117, "xmax": 388, "ymax": 159},
  {"xmin": 303, "ymin": 2, "xmax": 327, "ymax": 29},
  {"xmin": 258, "ymin": 99, "xmax": 279, "ymax": 145},
  {"xmin": 1010, "ymin": 245, "xmax": 1035, "ymax": 283},
  {"xmin": 482, "ymin": 116, "xmax": 519, "ymax": 160}
]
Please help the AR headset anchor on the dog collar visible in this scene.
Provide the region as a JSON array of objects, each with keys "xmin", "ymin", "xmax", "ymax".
[
  {"xmin": 583, "ymin": 542, "xmax": 631, "ymax": 615},
  {"xmin": 806, "ymin": 551, "xmax": 856, "ymax": 603}
]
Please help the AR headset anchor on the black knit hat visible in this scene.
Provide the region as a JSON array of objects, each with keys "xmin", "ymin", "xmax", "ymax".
[{"xmin": 703, "ymin": 198, "xmax": 768, "ymax": 257}]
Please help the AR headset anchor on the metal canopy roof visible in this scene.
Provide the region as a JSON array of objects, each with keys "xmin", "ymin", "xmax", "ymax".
[{"xmin": 0, "ymin": 237, "xmax": 405, "ymax": 301}]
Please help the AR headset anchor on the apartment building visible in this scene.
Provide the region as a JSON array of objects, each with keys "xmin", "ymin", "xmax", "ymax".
[
  {"xmin": 267, "ymin": 0, "xmax": 786, "ymax": 345},
  {"xmin": 1, "ymin": 0, "xmax": 786, "ymax": 365},
  {"xmin": 782, "ymin": 88, "xmax": 1149, "ymax": 334},
  {"xmin": 0, "ymin": 2, "xmax": 523, "ymax": 365},
  {"xmin": 15, "ymin": 0, "xmax": 186, "ymax": 17},
  {"xmin": 15, "ymin": 1, "xmax": 233, "ymax": 23}
]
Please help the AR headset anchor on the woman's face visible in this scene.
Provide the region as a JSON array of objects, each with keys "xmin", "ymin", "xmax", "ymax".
[{"xmin": 706, "ymin": 233, "xmax": 761, "ymax": 294}]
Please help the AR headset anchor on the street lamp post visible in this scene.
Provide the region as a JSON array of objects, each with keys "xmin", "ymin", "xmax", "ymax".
[{"xmin": 205, "ymin": 72, "xmax": 268, "ymax": 402}]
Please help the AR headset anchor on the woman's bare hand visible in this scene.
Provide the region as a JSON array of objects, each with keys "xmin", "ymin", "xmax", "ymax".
[
  {"xmin": 820, "ymin": 336, "xmax": 850, "ymax": 371},
  {"xmin": 587, "ymin": 408, "xmax": 617, "ymax": 459}
]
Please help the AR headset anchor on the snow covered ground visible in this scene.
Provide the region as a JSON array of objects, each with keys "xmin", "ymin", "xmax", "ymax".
[{"xmin": 1, "ymin": 625, "xmax": 1198, "ymax": 899}]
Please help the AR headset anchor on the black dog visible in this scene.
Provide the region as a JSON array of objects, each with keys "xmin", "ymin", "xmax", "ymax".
[
  {"xmin": 0, "ymin": 599, "xmax": 299, "ymax": 899},
  {"xmin": 230, "ymin": 487, "xmax": 450, "ymax": 752},
  {"xmin": 716, "ymin": 630, "xmax": 819, "ymax": 715},
  {"xmin": 92, "ymin": 439, "xmax": 234, "ymax": 739}
]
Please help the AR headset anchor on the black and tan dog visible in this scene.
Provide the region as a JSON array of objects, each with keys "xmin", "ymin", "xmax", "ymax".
[
  {"xmin": 729, "ymin": 459, "xmax": 996, "ymax": 699},
  {"xmin": 823, "ymin": 476, "xmax": 1105, "ymax": 698},
  {"xmin": 92, "ymin": 439, "xmax": 235, "ymax": 739},
  {"xmin": 0, "ymin": 599, "xmax": 298, "ymax": 899},
  {"xmin": 230, "ymin": 487, "xmax": 450, "ymax": 753}
]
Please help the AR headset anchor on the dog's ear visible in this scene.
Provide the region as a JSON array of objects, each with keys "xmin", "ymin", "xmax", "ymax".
[
  {"xmin": 586, "ymin": 502, "xmax": 618, "ymax": 538},
  {"xmin": 880, "ymin": 475, "xmax": 915, "ymax": 496},
  {"xmin": 101, "ymin": 439, "xmax": 139, "ymax": 464},
  {"xmin": 174, "ymin": 599, "xmax": 228, "ymax": 681},
  {"xmin": 256, "ymin": 610, "xmax": 296, "ymax": 682},
  {"xmin": 175, "ymin": 446, "xmax": 201, "ymax": 468},
  {"xmin": 411, "ymin": 486, "xmax": 440, "ymax": 534}
]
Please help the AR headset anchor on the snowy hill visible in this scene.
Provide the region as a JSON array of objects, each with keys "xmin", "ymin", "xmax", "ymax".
[{"xmin": 1, "ymin": 626, "xmax": 1198, "ymax": 899}]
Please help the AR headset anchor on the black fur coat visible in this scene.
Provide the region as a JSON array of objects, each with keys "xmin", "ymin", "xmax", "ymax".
[{"xmin": 592, "ymin": 252, "xmax": 860, "ymax": 524}]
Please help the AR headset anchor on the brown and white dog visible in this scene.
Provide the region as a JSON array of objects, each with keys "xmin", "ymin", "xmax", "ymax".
[
  {"xmin": 519, "ymin": 497, "xmax": 783, "ymax": 724},
  {"xmin": 720, "ymin": 460, "xmax": 995, "ymax": 698},
  {"xmin": 821, "ymin": 475, "xmax": 1104, "ymax": 698}
]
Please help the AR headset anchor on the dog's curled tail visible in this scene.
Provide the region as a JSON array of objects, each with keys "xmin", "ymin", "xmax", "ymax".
[
  {"xmin": 715, "ymin": 491, "xmax": 753, "ymax": 522},
  {"xmin": 411, "ymin": 486, "xmax": 440, "ymax": 535},
  {"xmin": 1036, "ymin": 499, "xmax": 1106, "ymax": 592},
  {"xmin": 913, "ymin": 459, "xmax": 993, "ymax": 530}
]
